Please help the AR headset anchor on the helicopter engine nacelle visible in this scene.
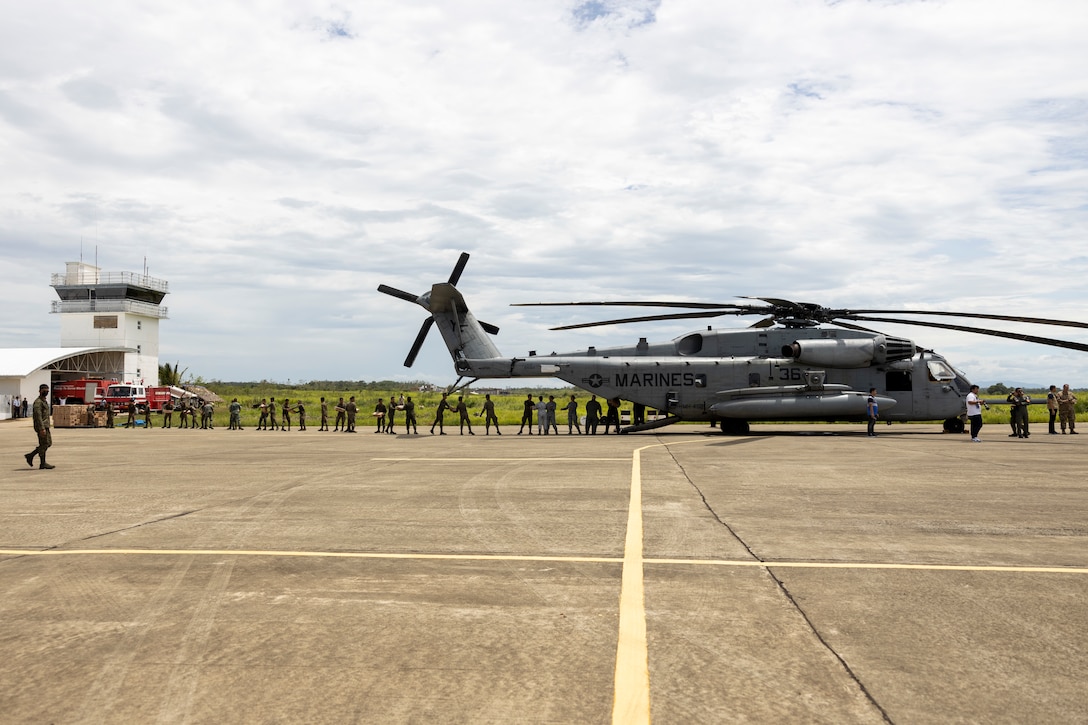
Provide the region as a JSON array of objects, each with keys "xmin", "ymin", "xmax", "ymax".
[{"xmin": 783, "ymin": 335, "xmax": 914, "ymax": 368}]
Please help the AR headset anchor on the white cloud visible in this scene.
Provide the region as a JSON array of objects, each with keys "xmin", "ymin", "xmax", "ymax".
[{"xmin": 1, "ymin": 0, "xmax": 1086, "ymax": 386}]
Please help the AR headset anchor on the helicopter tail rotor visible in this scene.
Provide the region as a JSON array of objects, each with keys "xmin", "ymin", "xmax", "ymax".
[
  {"xmin": 404, "ymin": 317, "xmax": 435, "ymax": 368},
  {"xmin": 377, "ymin": 252, "xmax": 502, "ymax": 368},
  {"xmin": 376, "ymin": 284, "xmax": 420, "ymax": 304}
]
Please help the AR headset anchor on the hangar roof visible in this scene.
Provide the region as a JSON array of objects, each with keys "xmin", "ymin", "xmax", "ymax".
[{"xmin": 0, "ymin": 347, "xmax": 133, "ymax": 377}]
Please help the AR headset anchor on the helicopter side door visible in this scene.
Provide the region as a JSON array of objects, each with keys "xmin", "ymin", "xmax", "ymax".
[{"xmin": 884, "ymin": 368, "xmax": 913, "ymax": 420}]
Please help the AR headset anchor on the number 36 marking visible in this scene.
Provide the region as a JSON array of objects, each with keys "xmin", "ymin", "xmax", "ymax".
[{"xmin": 774, "ymin": 366, "xmax": 803, "ymax": 381}]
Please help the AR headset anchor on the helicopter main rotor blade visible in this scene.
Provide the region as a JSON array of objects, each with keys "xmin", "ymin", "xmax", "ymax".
[
  {"xmin": 448, "ymin": 252, "xmax": 470, "ymax": 286},
  {"xmin": 847, "ymin": 315, "xmax": 1088, "ymax": 353},
  {"xmin": 845, "ymin": 309, "xmax": 1088, "ymax": 330},
  {"xmin": 513, "ymin": 301, "xmax": 753, "ymax": 311},
  {"xmin": 377, "ymin": 284, "xmax": 419, "ymax": 303},
  {"xmin": 739, "ymin": 296, "xmax": 805, "ymax": 309},
  {"xmin": 828, "ymin": 319, "xmax": 885, "ymax": 334},
  {"xmin": 549, "ymin": 309, "xmax": 739, "ymax": 331},
  {"xmin": 404, "ymin": 317, "xmax": 435, "ymax": 367}
]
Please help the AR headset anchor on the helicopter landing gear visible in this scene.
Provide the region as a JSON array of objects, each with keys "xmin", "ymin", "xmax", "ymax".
[
  {"xmin": 719, "ymin": 419, "xmax": 750, "ymax": 435},
  {"xmin": 943, "ymin": 417, "xmax": 965, "ymax": 434}
]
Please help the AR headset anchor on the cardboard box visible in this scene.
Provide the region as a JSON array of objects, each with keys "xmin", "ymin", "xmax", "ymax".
[{"xmin": 52, "ymin": 405, "xmax": 88, "ymax": 427}]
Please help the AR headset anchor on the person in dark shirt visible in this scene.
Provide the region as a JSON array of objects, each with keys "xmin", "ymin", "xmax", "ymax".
[
  {"xmin": 430, "ymin": 392, "xmax": 450, "ymax": 435},
  {"xmin": 518, "ymin": 393, "xmax": 534, "ymax": 435},
  {"xmin": 585, "ymin": 395, "xmax": 602, "ymax": 435},
  {"xmin": 454, "ymin": 395, "xmax": 474, "ymax": 435}
]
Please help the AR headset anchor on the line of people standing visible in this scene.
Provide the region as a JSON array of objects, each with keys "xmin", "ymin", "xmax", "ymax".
[
  {"xmin": 1004, "ymin": 385, "xmax": 1079, "ymax": 439},
  {"xmin": 1047, "ymin": 384, "xmax": 1078, "ymax": 435},
  {"xmin": 968, "ymin": 384, "xmax": 1079, "ymax": 442},
  {"xmin": 92, "ymin": 391, "xmax": 643, "ymax": 434},
  {"xmin": 515, "ymin": 393, "xmax": 620, "ymax": 435}
]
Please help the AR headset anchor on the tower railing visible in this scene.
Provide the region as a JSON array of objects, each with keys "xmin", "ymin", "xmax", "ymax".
[
  {"xmin": 50, "ymin": 299, "xmax": 169, "ymax": 318},
  {"xmin": 51, "ymin": 271, "xmax": 170, "ymax": 294}
]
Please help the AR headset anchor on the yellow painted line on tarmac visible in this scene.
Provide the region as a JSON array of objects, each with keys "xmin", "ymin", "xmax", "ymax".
[
  {"xmin": 646, "ymin": 559, "xmax": 1088, "ymax": 574},
  {"xmin": 611, "ymin": 445, "xmax": 651, "ymax": 725},
  {"xmin": 3, "ymin": 549, "xmax": 1083, "ymax": 575},
  {"xmin": 0, "ymin": 549, "xmax": 619, "ymax": 564},
  {"xmin": 371, "ymin": 457, "xmax": 627, "ymax": 462}
]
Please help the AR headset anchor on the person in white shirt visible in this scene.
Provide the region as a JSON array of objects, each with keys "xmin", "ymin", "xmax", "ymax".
[{"xmin": 965, "ymin": 385, "xmax": 988, "ymax": 441}]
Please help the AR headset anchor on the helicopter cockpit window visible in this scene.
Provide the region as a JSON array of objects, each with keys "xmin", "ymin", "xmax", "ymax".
[
  {"xmin": 926, "ymin": 360, "xmax": 956, "ymax": 382},
  {"xmin": 677, "ymin": 334, "xmax": 703, "ymax": 356}
]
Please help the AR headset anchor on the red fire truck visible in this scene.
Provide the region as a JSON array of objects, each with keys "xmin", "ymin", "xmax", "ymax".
[
  {"xmin": 103, "ymin": 383, "xmax": 186, "ymax": 412},
  {"xmin": 52, "ymin": 378, "xmax": 117, "ymax": 405}
]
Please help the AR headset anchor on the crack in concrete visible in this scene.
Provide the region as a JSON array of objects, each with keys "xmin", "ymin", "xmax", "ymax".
[{"xmin": 662, "ymin": 439, "xmax": 895, "ymax": 724}]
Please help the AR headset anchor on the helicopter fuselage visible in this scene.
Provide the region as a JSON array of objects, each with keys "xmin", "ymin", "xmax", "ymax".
[{"xmin": 454, "ymin": 326, "xmax": 973, "ymax": 429}]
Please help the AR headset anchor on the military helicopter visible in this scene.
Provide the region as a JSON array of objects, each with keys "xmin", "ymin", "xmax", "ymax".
[{"xmin": 378, "ymin": 253, "xmax": 1088, "ymax": 434}]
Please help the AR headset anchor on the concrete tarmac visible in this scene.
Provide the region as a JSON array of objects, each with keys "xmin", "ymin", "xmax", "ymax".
[{"xmin": 2, "ymin": 419, "xmax": 1087, "ymax": 724}]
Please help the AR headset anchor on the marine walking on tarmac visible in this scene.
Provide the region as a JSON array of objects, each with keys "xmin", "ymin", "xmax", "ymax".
[{"xmin": 25, "ymin": 384, "xmax": 55, "ymax": 470}]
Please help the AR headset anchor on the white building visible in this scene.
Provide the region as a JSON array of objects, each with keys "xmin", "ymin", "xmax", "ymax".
[
  {"xmin": 0, "ymin": 261, "xmax": 169, "ymax": 420},
  {"xmin": 50, "ymin": 261, "xmax": 169, "ymax": 386}
]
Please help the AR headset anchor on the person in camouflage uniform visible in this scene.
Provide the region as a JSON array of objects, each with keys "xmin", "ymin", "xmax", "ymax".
[
  {"xmin": 1058, "ymin": 384, "xmax": 1078, "ymax": 434},
  {"xmin": 25, "ymin": 384, "xmax": 55, "ymax": 469}
]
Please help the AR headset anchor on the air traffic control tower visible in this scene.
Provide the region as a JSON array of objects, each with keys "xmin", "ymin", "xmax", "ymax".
[{"xmin": 50, "ymin": 262, "xmax": 169, "ymax": 386}]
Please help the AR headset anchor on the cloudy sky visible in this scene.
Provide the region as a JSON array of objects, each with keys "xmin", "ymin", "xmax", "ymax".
[{"xmin": 2, "ymin": 0, "xmax": 1086, "ymax": 387}]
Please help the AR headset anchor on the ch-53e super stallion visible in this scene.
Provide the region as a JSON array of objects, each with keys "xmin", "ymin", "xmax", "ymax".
[{"xmin": 379, "ymin": 253, "xmax": 1088, "ymax": 434}]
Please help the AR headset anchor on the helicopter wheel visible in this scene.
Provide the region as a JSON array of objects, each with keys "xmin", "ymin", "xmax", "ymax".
[
  {"xmin": 943, "ymin": 417, "xmax": 965, "ymax": 434},
  {"xmin": 719, "ymin": 419, "xmax": 750, "ymax": 435}
]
